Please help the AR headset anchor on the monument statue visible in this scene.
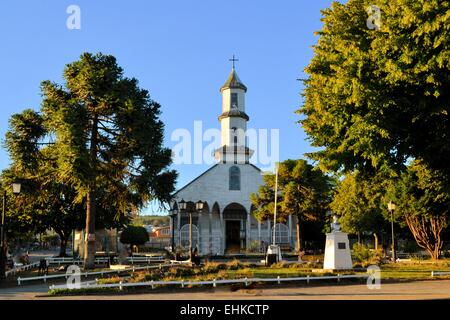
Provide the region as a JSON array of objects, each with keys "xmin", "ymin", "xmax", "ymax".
[
  {"xmin": 323, "ymin": 213, "xmax": 353, "ymax": 270},
  {"xmin": 331, "ymin": 214, "xmax": 341, "ymax": 232}
]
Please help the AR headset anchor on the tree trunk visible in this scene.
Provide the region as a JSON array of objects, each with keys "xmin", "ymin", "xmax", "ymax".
[
  {"xmin": 84, "ymin": 115, "xmax": 99, "ymax": 269},
  {"xmin": 404, "ymin": 214, "xmax": 446, "ymax": 260},
  {"xmin": 296, "ymin": 220, "xmax": 302, "ymax": 261},
  {"xmin": 373, "ymin": 233, "xmax": 378, "ymax": 251},
  {"xmin": 58, "ymin": 236, "xmax": 68, "ymax": 257}
]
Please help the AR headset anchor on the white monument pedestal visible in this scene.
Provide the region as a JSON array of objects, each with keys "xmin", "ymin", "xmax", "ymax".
[{"xmin": 323, "ymin": 231, "xmax": 353, "ymax": 270}]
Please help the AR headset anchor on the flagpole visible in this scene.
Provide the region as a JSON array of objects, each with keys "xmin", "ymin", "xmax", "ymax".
[{"xmin": 273, "ymin": 163, "xmax": 279, "ymax": 246}]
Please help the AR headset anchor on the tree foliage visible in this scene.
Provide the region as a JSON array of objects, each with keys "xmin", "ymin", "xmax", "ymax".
[
  {"xmin": 2, "ymin": 109, "xmax": 129, "ymax": 256},
  {"xmin": 298, "ymin": 0, "xmax": 450, "ymax": 175},
  {"xmin": 330, "ymin": 172, "xmax": 387, "ymax": 237},
  {"xmin": 4, "ymin": 52, "xmax": 177, "ymax": 267},
  {"xmin": 250, "ymin": 159, "xmax": 334, "ymax": 254},
  {"xmin": 387, "ymin": 160, "xmax": 449, "ymax": 259},
  {"xmin": 120, "ymin": 225, "xmax": 149, "ymax": 252}
]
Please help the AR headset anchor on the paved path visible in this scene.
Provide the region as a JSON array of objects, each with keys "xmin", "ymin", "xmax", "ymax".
[{"xmin": 1, "ymin": 279, "xmax": 450, "ymax": 300}]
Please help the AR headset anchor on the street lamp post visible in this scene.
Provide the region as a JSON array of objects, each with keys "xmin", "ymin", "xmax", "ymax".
[
  {"xmin": 1, "ymin": 180, "xmax": 22, "ymax": 280},
  {"xmin": 178, "ymin": 199, "xmax": 203, "ymax": 263},
  {"xmin": 388, "ymin": 201, "xmax": 397, "ymax": 262},
  {"xmin": 169, "ymin": 209, "xmax": 176, "ymax": 253}
]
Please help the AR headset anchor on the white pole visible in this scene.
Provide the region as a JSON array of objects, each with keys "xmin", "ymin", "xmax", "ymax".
[{"xmin": 273, "ymin": 163, "xmax": 279, "ymax": 246}]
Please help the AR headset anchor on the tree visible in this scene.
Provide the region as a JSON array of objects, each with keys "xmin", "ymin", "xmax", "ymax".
[
  {"xmin": 120, "ymin": 225, "xmax": 149, "ymax": 254},
  {"xmin": 331, "ymin": 172, "xmax": 388, "ymax": 247},
  {"xmin": 4, "ymin": 53, "xmax": 177, "ymax": 268},
  {"xmin": 298, "ymin": 0, "xmax": 450, "ymax": 176},
  {"xmin": 387, "ymin": 160, "xmax": 449, "ymax": 259},
  {"xmin": 251, "ymin": 159, "xmax": 334, "ymax": 259},
  {"xmin": 2, "ymin": 112, "xmax": 129, "ymax": 256}
]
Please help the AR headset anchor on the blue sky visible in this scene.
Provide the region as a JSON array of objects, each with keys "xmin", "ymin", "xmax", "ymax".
[{"xmin": 0, "ymin": 0, "xmax": 334, "ymax": 215}]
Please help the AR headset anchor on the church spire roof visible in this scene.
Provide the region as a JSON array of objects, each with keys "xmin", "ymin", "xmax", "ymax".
[
  {"xmin": 220, "ymin": 68, "xmax": 247, "ymax": 92},
  {"xmin": 220, "ymin": 55, "xmax": 247, "ymax": 92}
]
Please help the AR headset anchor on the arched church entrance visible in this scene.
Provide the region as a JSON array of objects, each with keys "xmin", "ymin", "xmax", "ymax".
[{"xmin": 223, "ymin": 203, "xmax": 247, "ymax": 254}]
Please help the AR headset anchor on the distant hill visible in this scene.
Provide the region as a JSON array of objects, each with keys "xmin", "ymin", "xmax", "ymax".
[{"xmin": 133, "ymin": 215, "xmax": 169, "ymax": 227}]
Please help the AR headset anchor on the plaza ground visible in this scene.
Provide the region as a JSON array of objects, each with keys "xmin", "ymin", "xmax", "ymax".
[{"xmin": 1, "ymin": 279, "xmax": 450, "ymax": 300}]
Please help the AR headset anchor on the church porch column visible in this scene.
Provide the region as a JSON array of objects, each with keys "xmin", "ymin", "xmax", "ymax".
[
  {"xmin": 246, "ymin": 212, "xmax": 250, "ymax": 251},
  {"xmin": 177, "ymin": 212, "xmax": 181, "ymax": 247},
  {"xmin": 208, "ymin": 212, "xmax": 212, "ymax": 256},
  {"xmin": 220, "ymin": 211, "xmax": 225, "ymax": 255}
]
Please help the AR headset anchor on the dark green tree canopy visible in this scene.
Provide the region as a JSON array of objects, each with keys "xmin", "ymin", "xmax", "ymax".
[
  {"xmin": 4, "ymin": 52, "xmax": 177, "ymax": 267},
  {"xmin": 251, "ymin": 159, "xmax": 334, "ymax": 223},
  {"xmin": 5, "ymin": 52, "xmax": 177, "ymax": 213},
  {"xmin": 120, "ymin": 225, "xmax": 149, "ymax": 246},
  {"xmin": 386, "ymin": 160, "xmax": 449, "ymax": 259},
  {"xmin": 299, "ymin": 0, "xmax": 450, "ymax": 175},
  {"xmin": 251, "ymin": 159, "xmax": 334, "ymax": 253},
  {"xmin": 331, "ymin": 172, "xmax": 387, "ymax": 235}
]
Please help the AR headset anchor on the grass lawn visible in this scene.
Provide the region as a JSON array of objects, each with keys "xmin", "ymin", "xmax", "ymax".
[
  {"xmin": 379, "ymin": 260, "xmax": 450, "ymax": 280},
  {"xmin": 44, "ymin": 258, "xmax": 450, "ymax": 295}
]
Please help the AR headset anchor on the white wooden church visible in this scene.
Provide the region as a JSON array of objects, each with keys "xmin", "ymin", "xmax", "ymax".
[{"xmin": 170, "ymin": 63, "xmax": 298, "ymax": 255}]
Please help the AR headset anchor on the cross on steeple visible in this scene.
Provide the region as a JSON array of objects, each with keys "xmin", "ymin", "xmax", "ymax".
[{"xmin": 229, "ymin": 54, "xmax": 239, "ymax": 69}]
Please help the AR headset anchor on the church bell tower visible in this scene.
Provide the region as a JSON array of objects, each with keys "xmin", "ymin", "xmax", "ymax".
[{"xmin": 214, "ymin": 55, "xmax": 254, "ymax": 164}]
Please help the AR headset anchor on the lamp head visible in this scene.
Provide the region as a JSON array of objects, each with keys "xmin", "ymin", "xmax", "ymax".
[
  {"xmin": 178, "ymin": 199, "xmax": 187, "ymax": 211},
  {"xmin": 388, "ymin": 201, "xmax": 396, "ymax": 211},
  {"xmin": 196, "ymin": 200, "xmax": 204, "ymax": 212},
  {"xmin": 12, "ymin": 180, "xmax": 22, "ymax": 194}
]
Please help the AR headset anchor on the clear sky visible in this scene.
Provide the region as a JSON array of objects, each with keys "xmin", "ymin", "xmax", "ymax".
[{"xmin": 0, "ymin": 0, "xmax": 334, "ymax": 215}]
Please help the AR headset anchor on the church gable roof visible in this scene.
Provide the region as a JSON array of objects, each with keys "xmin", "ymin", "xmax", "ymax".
[
  {"xmin": 220, "ymin": 69, "xmax": 247, "ymax": 92},
  {"xmin": 172, "ymin": 164, "xmax": 219, "ymax": 197},
  {"xmin": 172, "ymin": 163, "xmax": 262, "ymax": 198}
]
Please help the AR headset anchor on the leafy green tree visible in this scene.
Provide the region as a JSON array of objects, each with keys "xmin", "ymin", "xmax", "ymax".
[
  {"xmin": 331, "ymin": 172, "xmax": 388, "ymax": 247},
  {"xmin": 1, "ymin": 149, "xmax": 128, "ymax": 257},
  {"xmin": 387, "ymin": 160, "xmax": 449, "ymax": 259},
  {"xmin": 4, "ymin": 53, "xmax": 177, "ymax": 268},
  {"xmin": 298, "ymin": 0, "xmax": 450, "ymax": 176},
  {"xmin": 251, "ymin": 159, "xmax": 334, "ymax": 259},
  {"xmin": 120, "ymin": 225, "xmax": 149, "ymax": 254}
]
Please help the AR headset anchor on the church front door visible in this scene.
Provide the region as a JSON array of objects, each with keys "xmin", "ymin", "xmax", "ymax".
[{"xmin": 225, "ymin": 220, "xmax": 241, "ymax": 253}]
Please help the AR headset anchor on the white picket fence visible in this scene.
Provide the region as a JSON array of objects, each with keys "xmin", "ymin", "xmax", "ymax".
[
  {"xmin": 17, "ymin": 263, "xmax": 173, "ymax": 286},
  {"xmin": 5, "ymin": 262, "xmax": 40, "ymax": 277},
  {"xmin": 45, "ymin": 255, "xmax": 165, "ymax": 266},
  {"xmin": 431, "ymin": 271, "xmax": 450, "ymax": 277},
  {"xmin": 49, "ymin": 274, "xmax": 370, "ymax": 291},
  {"xmin": 46, "ymin": 257, "xmax": 111, "ymax": 266}
]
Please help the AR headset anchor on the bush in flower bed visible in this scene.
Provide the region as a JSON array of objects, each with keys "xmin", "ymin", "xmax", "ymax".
[
  {"xmin": 226, "ymin": 259, "xmax": 244, "ymax": 270},
  {"xmin": 97, "ymin": 276, "xmax": 124, "ymax": 285},
  {"xmin": 48, "ymin": 287, "xmax": 121, "ymax": 296},
  {"xmin": 201, "ymin": 262, "xmax": 227, "ymax": 274}
]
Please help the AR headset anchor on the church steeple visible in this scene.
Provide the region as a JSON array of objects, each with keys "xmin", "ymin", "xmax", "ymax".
[
  {"xmin": 220, "ymin": 68, "xmax": 247, "ymax": 93},
  {"xmin": 214, "ymin": 55, "xmax": 253, "ymax": 164}
]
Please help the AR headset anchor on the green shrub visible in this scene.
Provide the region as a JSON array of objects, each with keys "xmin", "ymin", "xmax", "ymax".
[
  {"xmin": 226, "ymin": 259, "xmax": 244, "ymax": 270},
  {"xmin": 247, "ymin": 240, "xmax": 261, "ymax": 253},
  {"xmin": 202, "ymin": 262, "xmax": 227, "ymax": 274},
  {"xmin": 270, "ymin": 261, "xmax": 289, "ymax": 268},
  {"xmin": 49, "ymin": 287, "xmax": 120, "ymax": 296},
  {"xmin": 167, "ymin": 267, "xmax": 195, "ymax": 278},
  {"xmin": 120, "ymin": 225, "xmax": 149, "ymax": 249},
  {"xmin": 352, "ymin": 243, "xmax": 380, "ymax": 267}
]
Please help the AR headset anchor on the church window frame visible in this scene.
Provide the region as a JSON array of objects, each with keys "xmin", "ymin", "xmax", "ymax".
[
  {"xmin": 229, "ymin": 166, "xmax": 241, "ymax": 190},
  {"xmin": 272, "ymin": 223, "xmax": 289, "ymax": 244},
  {"xmin": 231, "ymin": 92, "xmax": 238, "ymax": 108},
  {"xmin": 179, "ymin": 224, "xmax": 199, "ymax": 248}
]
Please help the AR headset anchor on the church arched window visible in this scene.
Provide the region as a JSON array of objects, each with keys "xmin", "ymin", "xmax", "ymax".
[
  {"xmin": 272, "ymin": 223, "xmax": 289, "ymax": 244},
  {"xmin": 180, "ymin": 224, "xmax": 199, "ymax": 248},
  {"xmin": 229, "ymin": 166, "xmax": 241, "ymax": 190}
]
